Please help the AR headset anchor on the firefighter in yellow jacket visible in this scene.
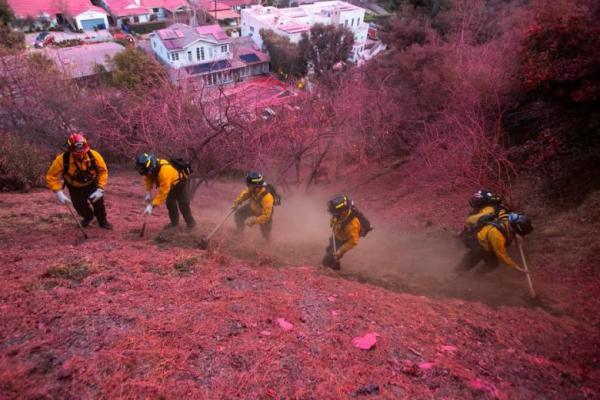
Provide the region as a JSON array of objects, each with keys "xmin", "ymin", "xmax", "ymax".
[
  {"xmin": 323, "ymin": 195, "xmax": 361, "ymax": 270},
  {"xmin": 135, "ymin": 153, "xmax": 196, "ymax": 230},
  {"xmin": 456, "ymin": 212, "xmax": 533, "ymax": 274},
  {"xmin": 232, "ymin": 171, "xmax": 275, "ymax": 241},
  {"xmin": 46, "ymin": 133, "xmax": 112, "ymax": 229}
]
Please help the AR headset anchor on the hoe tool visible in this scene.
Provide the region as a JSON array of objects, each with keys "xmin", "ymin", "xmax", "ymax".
[
  {"xmin": 140, "ymin": 214, "xmax": 148, "ymax": 238},
  {"xmin": 198, "ymin": 209, "xmax": 235, "ymax": 249},
  {"xmin": 516, "ymin": 235, "xmax": 537, "ymax": 298},
  {"xmin": 325, "ymin": 227, "xmax": 341, "ymax": 270},
  {"xmin": 65, "ymin": 203, "xmax": 88, "ymax": 240}
]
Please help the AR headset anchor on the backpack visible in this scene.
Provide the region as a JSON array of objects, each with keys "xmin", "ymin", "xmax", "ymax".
[
  {"xmin": 342, "ymin": 206, "xmax": 373, "ymax": 237},
  {"xmin": 62, "ymin": 150, "xmax": 97, "ymax": 184},
  {"xmin": 259, "ymin": 183, "xmax": 282, "ymax": 206},
  {"xmin": 168, "ymin": 158, "xmax": 193, "ymax": 178},
  {"xmin": 464, "ymin": 217, "xmax": 511, "ymax": 250}
]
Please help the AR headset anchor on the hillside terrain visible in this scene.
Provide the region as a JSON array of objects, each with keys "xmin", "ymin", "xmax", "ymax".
[{"xmin": 1, "ymin": 171, "xmax": 598, "ymax": 399}]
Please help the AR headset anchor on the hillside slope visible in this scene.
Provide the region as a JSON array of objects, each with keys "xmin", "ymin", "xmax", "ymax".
[{"xmin": 0, "ymin": 173, "xmax": 598, "ymax": 399}]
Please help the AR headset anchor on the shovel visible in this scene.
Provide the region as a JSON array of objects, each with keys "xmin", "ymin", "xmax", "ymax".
[
  {"xmin": 516, "ymin": 235, "xmax": 536, "ymax": 298},
  {"xmin": 198, "ymin": 208, "xmax": 235, "ymax": 249},
  {"xmin": 65, "ymin": 203, "xmax": 88, "ymax": 240}
]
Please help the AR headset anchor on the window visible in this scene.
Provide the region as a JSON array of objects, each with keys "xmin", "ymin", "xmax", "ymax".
[
  {"xmin": 152, "ymin": 7, "xmax": 160, "ymax": 13},
  {"xmin": 171, "ymin": 52, "xmax": 179, "ymax": 61},
  {"xmin": 188, "ymin": 51, "xmax": 192, "ymax": 62},
  {"xmin": 250, "ymin": 26, "xmax": 254, "ymax": 32},
  {"xmin": 133, "ymin": 16, "xmax": 139, "ymax": 23},
  {"xmin": 351, "ymin": 18, "xmax": 354, "ymax": 26},
  {"xmin": 345, "ymin": 20, "xmax": 348, "ymax": 27},
  {"xmin": 200, "ymin": 47, "xmax": 205, "ymax": 60},
  {"xmin": 221, "ymin": 45, "xmax": 228, "ymax": 53},
  {"xmin": 196, "ymin": 48, "xmax": 200, "ymax": 60},
  {"xmin": 357, "ymin": 17, "xmax": 361, "ymax": 25}
]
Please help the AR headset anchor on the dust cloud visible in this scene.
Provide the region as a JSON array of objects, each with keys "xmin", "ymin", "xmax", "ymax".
[{"xmin": 191, "ymin": 180, "xmax": 540, "ymax": 308}]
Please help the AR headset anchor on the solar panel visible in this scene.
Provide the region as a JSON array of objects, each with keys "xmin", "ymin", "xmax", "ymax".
[
  {"xmin": 185, "ymin": 60, "xmax": 232, "ymax": 75},
  {"xmin": 158, "ymin": 29, "xmax": 177, "ymax": 40},
  {"xmin": 240, "ymin": 53, "xmax": 260, "ymax": 63}
]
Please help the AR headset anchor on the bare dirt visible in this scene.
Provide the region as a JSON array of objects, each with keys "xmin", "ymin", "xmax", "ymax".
[{"xmin": 0, "ymin": 172, "xmax": 599, "ymax": 399}]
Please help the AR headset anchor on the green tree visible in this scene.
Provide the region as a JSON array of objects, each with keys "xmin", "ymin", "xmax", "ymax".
[
  {"xmin": 260, "ymin": 29, "xmax": 306, "ymax": 79},
  {"xmin": 298, "ymin": 23, "xmax": 354, "ymax": 77},
  {"xmin": 0, "ymin": 0, "xmax": 24, "ymax": 50},
  {"xmin": 107, "ymin": 47, "xmax": 168, "ymax": 91}
]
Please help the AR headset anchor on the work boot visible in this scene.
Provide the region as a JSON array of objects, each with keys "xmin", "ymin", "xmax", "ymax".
[
  {"xmin": 99, "ymin": 220, "xmax": 113, "ymax": 230},
  {"xmin": 186, "ymin": 221, "xmax": 197, "ymax": 230},
  {"xmin": 80, "ymin": 217, "xmax": 93, "ymax": 227}
]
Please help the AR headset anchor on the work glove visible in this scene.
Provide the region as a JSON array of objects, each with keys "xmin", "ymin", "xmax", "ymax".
[
  {"xmin": 89, "ymin": 188, "xmax": 104, "ymax": 203},
  {"xmin": 54, "ymin": 190, "xmax": 72, "ymax": 205},
  {"xmin": 245, "ymin": 218, "xmax": 256, "ymax": 227},
  {"xmin": 144, "ymin": 204, "xmax": 153, "ymax": 215},
  {"xmin": 144, "ymin": 192, "xmax": 152, "ymax": 203}
]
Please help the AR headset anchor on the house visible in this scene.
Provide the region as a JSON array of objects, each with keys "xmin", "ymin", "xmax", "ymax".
[
  {"xmin": 241, "ymin": 1, "xmax": 369, "ymax": 62},
  {"xmin": 149, "ymin": 24, "xmax": 269, "ymax": 86},
  {"xmin": 101, "ymin": 0, "xmax": 190, "ymax": 29},
  {"xmin": 7, "ymin": 0, "xmax": 109, "ymax": 31},
  {"xmin": 197, "ymin": 0, "xmax": 241, "ymax": 34},
  {"xmin": 40, "ymin": 42, "xmax": 126, "ymax": 83}
]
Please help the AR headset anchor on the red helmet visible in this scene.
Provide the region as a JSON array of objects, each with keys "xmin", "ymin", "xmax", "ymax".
[{"xmin": 67, "ymin": 133, "xmax": 89, "ymax": 156}]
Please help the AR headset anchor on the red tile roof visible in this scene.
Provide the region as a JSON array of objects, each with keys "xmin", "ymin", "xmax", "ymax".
[
  {"xmin": 106, "ymin": 0, "xmax": 188, "ymax": 17},
  {"xmin": 198, "ymin": 0, "xmax": 231, "ymax": 12},
  {"xmin": 7, "ymin": 0, "xmax": 107, "ymax": 18},
  {"xmin": 106, "ymin": 0, "xmax": 152, "ymax": 17},
  {"xmin": 219, "ymin": 0, "xmax": 255, "ymax": 7},
  {"xmin": 145, "ymin": 0, "xmax": 189, "ymax": 12}
]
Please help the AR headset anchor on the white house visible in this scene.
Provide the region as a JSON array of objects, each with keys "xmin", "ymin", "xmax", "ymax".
[
  {"xmin": 8, "ymin": 0, "xmax": 109, "ymax": 31},
  {"xmin": 240, "ymin": 1, "xmax": 369, "ymax": 62},
  {"xmin": 150, "ymin": 24, "xmax": 269, "ymax": 86},
  {"xmin": 150, "ymin": 23, "xmax": 232, "ymax": 68}
]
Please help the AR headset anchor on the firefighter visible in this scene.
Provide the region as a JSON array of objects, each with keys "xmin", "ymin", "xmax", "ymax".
[
  {"xmin": 456, "ymin": 212, "xmax": 533, "ymax": 274},
  {"xmin": 231, "ymin": 171, "xmax": 276, "ymax": 241},
  {"xmin": 46, "ymin": 133, "xmax": 112, "ymax": 229},
  {"xmin": 135, "ymin": 153, "xmax": 196, "ymax": 230},
  {"xmin": 323, "ymin": 194, "xmax": 361, "ymax": 270}
]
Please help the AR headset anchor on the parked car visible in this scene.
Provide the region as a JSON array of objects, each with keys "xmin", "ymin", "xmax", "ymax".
[
  {"xmin": 368, "ymin": 23, "xmax": 379, "ymax": 40},
  {"xmin": 34, "ymin": 32, "xmax": 54, "ymax": 48}
]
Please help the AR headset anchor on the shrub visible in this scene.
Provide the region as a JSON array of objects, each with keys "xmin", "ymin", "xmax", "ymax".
[
  {"xmin": 0, "ymin": 134, "xmax": 49, "ymax": 191},
  {"xmin": 126, "ymin": 20, "xmax": 167, "ymax": 34}
]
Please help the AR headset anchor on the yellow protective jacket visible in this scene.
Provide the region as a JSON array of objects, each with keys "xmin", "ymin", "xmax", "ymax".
[
  {"xmin": 144, "ymin": 159, "xmax": 182, "ymax": 206},
  {"xmin": 331, "ymin": 210, "xmax": 361, "ymax": 257},
  {"xmin": 476, "ymin": 221, "xmax": 517, "ymax": 268},
  {"xmin": 234, "ymin": 187, "xmax": 274, "ymax": 224},
  {"xmin": 46, "ymin": 149, "xmax": 108, "ymax": 192},
  {"xmin": 465, "ymin": 206, "xmax": 496, "ymax": 228}
]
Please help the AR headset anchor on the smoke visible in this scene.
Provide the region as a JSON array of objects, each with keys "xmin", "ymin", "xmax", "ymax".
[{"xmin": 192, "ymin": 181, "xmax": 537, "ymax": 308}]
